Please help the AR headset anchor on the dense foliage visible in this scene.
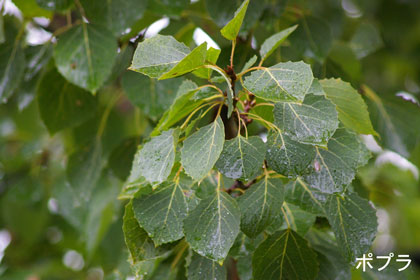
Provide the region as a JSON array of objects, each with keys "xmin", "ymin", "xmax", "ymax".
[{"xmin": 1, "ymin": 0, "xmax": 420, "ymax": 279}]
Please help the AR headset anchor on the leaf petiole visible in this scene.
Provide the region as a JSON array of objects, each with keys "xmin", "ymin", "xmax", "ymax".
[{"xmin": 180, "ymin": 101, "xmax": 219, "ymax": 130}]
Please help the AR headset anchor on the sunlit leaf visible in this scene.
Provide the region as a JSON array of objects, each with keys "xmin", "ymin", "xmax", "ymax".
[
  {"xmin": 220, "ymin": 0, "xmax": 249, "ymax": 40},
  {"xmin": 130, "ymin": 35, "xmax": 190, "ymax": 78},
  {"xmin": 321, "ymin": 79, "xmax": 376, "ymax": 135}
]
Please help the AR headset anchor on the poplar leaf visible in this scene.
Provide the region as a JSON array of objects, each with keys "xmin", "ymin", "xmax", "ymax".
[
  {"xmin": 325, "ymin": 192, "xmax": 378, "ymax": 263},
  {"xmin": 37, "ymin": 67, "xmax": 96, "ymax": 134},
  {"xmin": 130, "ymin": 35, "xmax": 190, "ymax": 78},
  {"xmin": 159, "ymin": 42, "xmax": 208, "ymax": 80},
  {"xmin": 215, "ymin": 136, "xmax": 266, "ymax": 180},
  {"xmin": 193, "ymin": 47, "xmax": 221, "ymax": 79},
  {"xmin": 184, "ymin": 190, "xmax": 241, "ymax": 262},
  {"xmin": 132, "ymin": 181, "xmax": 192, "ymax": 246},
  {"xmin": 123, "ymin": 202, "xmax": 172, "ymax": 262},
  {"xmin": 252, "ymin": 229, "xmax": 319, "ymax": 280},
  {"xmin": 181, "ymin": 117, "xmax": 225, "ymax": 181},
  {"xmin": 238, "ymin": 178, "xmax": 284, "ymax": 237},
  {"xmin": 54, "ymin": 23, "xmax": 117, "ymax": 93},
  {"xmin": 302, "ymin": 128, "xmax": 371, "ymax": 193},
  {"xmin": 273, "ymin": 94, "xmax": 339, "ymax": 146},
  {"xmin": 266, "ymin": 130, "xmax": 316, "ymax": 178},
  {"xmin": 321, "ymin": 79, "xmax": 376, "ymax": 135},
  {"xmin": 260, "ymin": 24, "xmax": 298, "ymax": 63},
  {"xmin": 0, "ymin": 16, "xmax": 25, "ymax": 102},
  {"xmin": 220, "ymin": 0, "xmax": 250, "ymax": 40},
  {"xmin": 131, "ymin": 129, "xmax": 179, "ymax": 185},
  {"xmin": 243, "ymin": 61, "xmax": 313, "ymax": 102},
  {"xmin": 187, "ymin": 251, "xmax": 227, "ymax": 280}
]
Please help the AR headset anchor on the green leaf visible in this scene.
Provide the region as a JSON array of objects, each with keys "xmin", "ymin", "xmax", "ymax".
[
  {"xmin": 259, "ymin": 24, "xmax": 298, "ymax": 63},
  {"xmin": 191, "ymin": 87, "xmax": 219, "ymax": 100},
  {"xmin": 302, "ymin": 128, "xmax": 371, "ymax": 193},
  {"xmin": 0, "ymin": 176, "xmax": 49, "ymax": 246},
  {"xmin": 364, "ymin": 85, "xmax": 420, "ymax": 157},
  {"xmin": 80, "ymin": 0, "xmax": 147, "ymax": 36},
  {"xmin": 184, "ymin": 190, "xmax": 241, "ymax": 262},
  {"xmin": 36, "ymin": 0, "xmax": 73, "ymax": 11},
  {"xmin": 159, "ymin": 42, "xmax": 208, "ymax": 80},
  {"xmin": 273, "ymin": 94, "xmax": 338, "ymax": 146},
  {"xmin": 252, "ymin": 229, "xmax": 319, "ymax": 280},
  {"xmin": 0, "ymin": 14, "xmax": 5, "ymax": 44},
  {"xmin": 37, "ymin": 67, "xmax": 96, "ymax": 134},
  {"xmin": 120, "ymin": 177, "xmax": 146, "ymax": 200},
  {"xmin": 122, "ymin": 71, "xmax": 181, "ymax": 120},
  {"xmin": 210, "ymin": 65, "xmax": 234, "ymax": 117},
  {"xmin": 12, "ymin": 0, "xmax": 52, "ymax": 17},
  {"xmin": 193, "ymin": 47, "xmax": 221, "ymax": 80},
  {"xmin": 130, "ymin": 35, "xmax": 197, "ymax": 79},
  {"xmin": 266, "ymin": 129, "xmax": 316, "ymax": 178},
  {"xmin": 280, "ymin": 203, "xmax": 316, "ymax": 236},
  {"xmin": 131, "ymin": 129, "xmax": 179, "ymax": 185},
  {"xmin": 132, "ymin": 181, "xmax": 193, "ymax": 246},
  {"xmin": 328, "ymin": 42, "xmax": 361, "ymax": 82},
  {"xmin": 220, "ymin": 0, "xmax": 250, "ymax": 40},
  {"xmin": 105, "ymin": 43, "xmax": 134, "ymax": 85},
  {"xmin": 153, "ymin": 80, "xmax": 204, "ymax": 135},
  {"xmin": 84, "ymin": 174, "xmax": 120, "ymax": 256},
  {"xmin": 205, "ymin": 0, "xmax": 240, "ymax": 27},
  {"xmin": 66, "ymin": 142, "xmax": 103, "ymax": 202},
  {"xmin": 243, "ymin": 61, "xmax": 313, "ymax": 102},
  {"xmin": 181, "ymin": 117, "xmax": 225, "ymax": 181},
  {"xmin": 240, "ymin": 55, "xmax": 257, "ymax": 73},
  {"xmin": 124, "ymin": 202, "xmax": 170, "ymax": 262},
  {"xmin": 238, "ymin": 178, "xmax": 284, "ymax": 237},
  {"xmin": 308, "ymin": 78, "xmax": 325, "ymax": 96},
  {"xmin": 0, "ymin": 16, "xmax": 25, "ymax": 102},
  {"xmin": 325, "ymin": 192, "xmax": 378, "ymax": 262},
  {"xmin": 284, "ymin": 178, "xmax": 327, "ymax": 216},
  {"xmin": 186, "ymin": 251, "xmax": 227, "ymax": 280},
  {"xmin": 54, "ymin": 23, "xmax": 118, "ymax": 93},
  {"xmin": 289, "ymin": 16, "xmax": 332, "ymax": 62},
  {"xmin": 20, "ymin": 44, "xmax": 53, "ymax": 92},
  {"xmin": 215, "ymin": 135, "xmax": 265, "ymax": 180},
  {"xmin": 350, "ymin": 23, "xmax": 383, "ymax": 59},
  {"xmin": 192, "ymin": 173, "xmax": 234, "ymax": 200},
  {"xmin": 148, "ymin": 0, "xmax": 190, "ymax": 17},
  {"xmin": 236, "ymin": 256, "xmax": 253, "ymax": 280},
  {"xmin": 306, "ymin": 229, "xmax": 351, "ymax": 280},
  {"xmin": 320, "ymin": 79, "xmax": 376, "ymax": 135},
  {"xmin": 108, "ymin": 137, "xmax": 138, "ymax": 180}
]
